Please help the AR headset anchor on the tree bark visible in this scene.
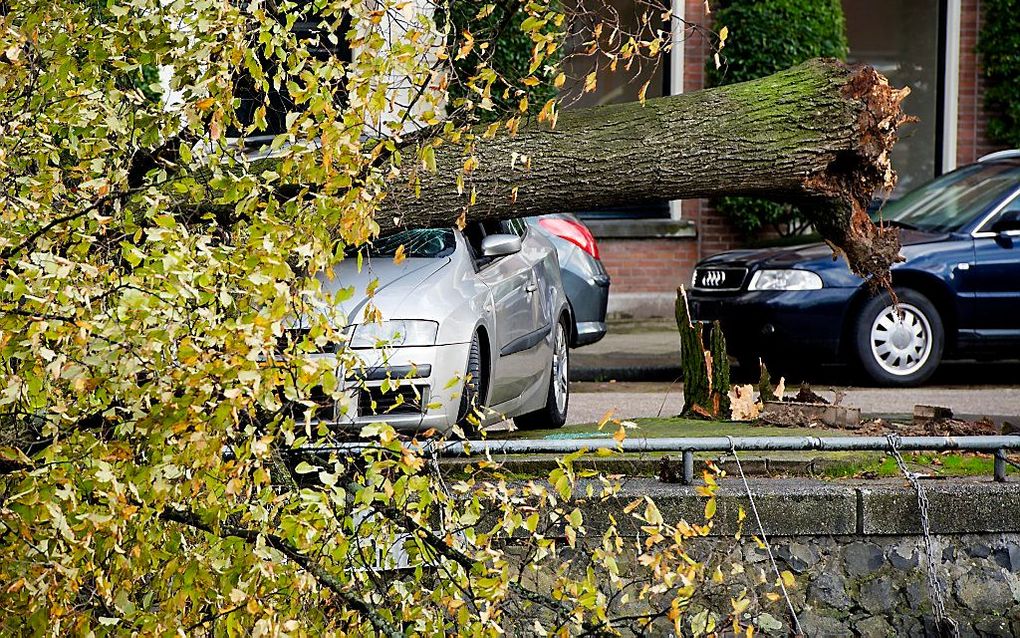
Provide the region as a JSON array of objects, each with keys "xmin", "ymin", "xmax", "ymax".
[
  {"xmin": 183, "ymin": 59, "xmax": 906, "ymax": 280},
  {"xmin": 383, "ymin": 58, "xmax": 909, "ymax": 281}
]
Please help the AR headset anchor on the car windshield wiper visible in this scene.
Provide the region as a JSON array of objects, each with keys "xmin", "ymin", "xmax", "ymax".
[{"xmin": 877, "ymin": 219, "xmax": 921, "ymax": 231}]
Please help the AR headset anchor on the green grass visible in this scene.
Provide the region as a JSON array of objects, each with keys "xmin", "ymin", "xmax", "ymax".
[
  {"xmin": 820, "ymin": 452, "xmax": 1005, "ymax": 479},
  {"xmin": 498, "ymin": 416, "xmax": 844, "ymax": 440}
]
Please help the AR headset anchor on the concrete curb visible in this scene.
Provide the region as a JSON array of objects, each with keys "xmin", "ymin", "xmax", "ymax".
[
  {"xmin": 585, "ymin": 478, "xmax": 1020, "ymax": 537},
  {"xmin": 572, "ymin": 364, "xmax": 682, "ymax": 382}
]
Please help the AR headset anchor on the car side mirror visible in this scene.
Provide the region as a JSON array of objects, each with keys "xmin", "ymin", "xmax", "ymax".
[{"xmin": 481, "ymin": 234, "xmax": 522, "ymax": 258}]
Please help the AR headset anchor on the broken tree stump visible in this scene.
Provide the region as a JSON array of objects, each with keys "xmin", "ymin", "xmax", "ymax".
[{"xmin": 676, "ymin": 286, "xmax": 731, "ymax": 419}]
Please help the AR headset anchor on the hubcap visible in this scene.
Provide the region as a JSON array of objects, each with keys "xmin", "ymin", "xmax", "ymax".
[
  {"xmin": 552, "ymin": 323, "xmax": 568, "ymax": 414},
  {"xmin": 869, "ymin": 303, "xmax": 932, "ymax": 376}
]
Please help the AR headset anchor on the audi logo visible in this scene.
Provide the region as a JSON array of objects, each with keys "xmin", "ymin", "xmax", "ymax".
[{"xmin": 700, "ymin": 270, "xmax": 726, "ymax": 287}]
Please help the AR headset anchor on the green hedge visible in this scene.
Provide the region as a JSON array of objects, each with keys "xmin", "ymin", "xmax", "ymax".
[
  {"xmin": 978, "ymin": 0, "xmax": 1020, "ymax": 147},
  {"xmin": 446, "ymin": 2, "xmax": 561, "ymax": 123},
  {"xmin": 708, "ymin": 0, "xmax": 848, "ymax": 237}
]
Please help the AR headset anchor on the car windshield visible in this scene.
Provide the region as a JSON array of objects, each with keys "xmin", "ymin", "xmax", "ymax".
[
  {"xmin": 873, "ymin": 162, "xmax": 1020, "ymax": 233},
  {"xmin": 365, "ymin": 229, "xmax": 456, "ymax": 258}
]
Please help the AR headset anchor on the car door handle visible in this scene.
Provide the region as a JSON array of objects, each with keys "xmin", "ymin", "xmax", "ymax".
[{"xmin": 525, "ymin": 283, "xmax": 538, "ymax": 293}]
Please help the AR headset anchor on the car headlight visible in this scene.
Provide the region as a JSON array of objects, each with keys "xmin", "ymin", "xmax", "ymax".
[
  {"xmin": 748, "ymin": 269, "xmax": 823, "ymax": 291},
  {"xmin": 349, "ymin": 320, "xmax": 439, "ymax": 349}
]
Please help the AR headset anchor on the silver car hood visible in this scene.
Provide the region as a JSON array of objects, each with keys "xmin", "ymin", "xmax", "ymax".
[{"xmin": 318, "ymin": 256, "xmax": 453, "ymax": 324}]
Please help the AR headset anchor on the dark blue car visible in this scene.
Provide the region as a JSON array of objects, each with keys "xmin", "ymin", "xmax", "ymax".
[{"xmin": 688, "ymin": 151, "xmax": 1020, "ymax": 386}]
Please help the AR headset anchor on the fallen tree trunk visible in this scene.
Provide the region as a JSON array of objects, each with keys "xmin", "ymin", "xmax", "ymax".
[
  {"xmin": 182, "ymin": 59, "xmax": 906, "ymax": 280},
  {"xmin": 381, "ymin": 58, "xmax": 908, "ymax": 281}
]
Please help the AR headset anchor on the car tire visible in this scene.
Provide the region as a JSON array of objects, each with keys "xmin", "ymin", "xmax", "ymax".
[
  {"xmin": 854, "ymin": 288, "xmax": 944, "ymax": 387},
  {"xmin": 456, "ymin": 333, "xmax": 484, "ymax": 436},
  {"xmin": 514, "ymin": 317, "xmax": 570, "ymax": 431}
]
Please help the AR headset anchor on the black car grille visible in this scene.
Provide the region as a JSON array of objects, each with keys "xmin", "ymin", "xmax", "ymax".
[
  {"xmin": 283, "ymin": 385, "xmax": 337, "ymax": 421},
  {"xmin": 358, "ymin": 385, "xmax": 427, "ymax": 416},
  {"xmin": 693, "ymin": 267, "xmax": 748, "ymax": 291},
  {"xmin": 276, "ymin": 328, "xmax": 344, "ymax": 355}
]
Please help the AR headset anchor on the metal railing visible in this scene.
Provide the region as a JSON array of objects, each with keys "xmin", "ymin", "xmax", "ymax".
[{"xmin": 299, "ymin": 435, "xmax": 1020, "ymax": 484}]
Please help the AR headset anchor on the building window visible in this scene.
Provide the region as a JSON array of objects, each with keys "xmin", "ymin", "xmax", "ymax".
[
  {"xmin": 559, "ymin": 0, "xmax": 671, "ymax": 219},
  {"xmin": 843, "ymin": 0, "xmax": 941, "ymax": 195}
]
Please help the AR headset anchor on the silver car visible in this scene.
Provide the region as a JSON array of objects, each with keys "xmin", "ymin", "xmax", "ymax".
[{"xmin": 286, "ymin": 220, "xmax": 571, "ymax": 435}]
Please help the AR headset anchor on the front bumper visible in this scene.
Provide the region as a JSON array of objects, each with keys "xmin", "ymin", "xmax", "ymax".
[
  {"xmin": 687, "ymin": 288, "xmax": 855, "ymax": 361},
  {"xmin": 296, "ymin": 341, "xmax": 472, "ymax": 433}
]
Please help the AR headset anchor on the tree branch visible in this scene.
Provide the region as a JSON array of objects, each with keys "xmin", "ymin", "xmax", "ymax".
[{"xmin": 159, "ymin": 507, "xmax": 405, "ymax": 638}]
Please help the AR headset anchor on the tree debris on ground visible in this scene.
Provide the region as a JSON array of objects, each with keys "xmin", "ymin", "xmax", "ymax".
[
  {"xmin": 853, "ymin": 416, "xmax": 999, "ymax": 437},
  {"xmin": 760, "ymin": 401, "xmax": 861, "ymax": 428},
  {"xmin": 793, "ymin": 383, "xmax": 831, "ymax": 404}
]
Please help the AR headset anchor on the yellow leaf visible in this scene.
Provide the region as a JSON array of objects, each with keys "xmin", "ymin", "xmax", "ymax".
[
  {"xmin": 596, "ymin": 409, "xmax": 615, "ymax": 429},
  {"xmin": 553, "ymin": 73, "xmax": 566, "ymax": 89},
  {"xmin": 422, "ymin": 146, "xmax": 436, "ymax": 172},
  {"xmin": 456, "ymin": 30, "xmax": 474, "ymax": 60},
  {"xmin": 583, "ymin": 72, "xmax": 597, "ymax": 94},
  {"xmin": 704, "ymin": 497, "xmax": 717, "ymax": 520},
  {"xmin": 393, "ymin": 244, "xmax": 406, "ymax": 265},
  {"xmin": 780, "ymin": 570, "xmax": 796, "ymax": 589},
  {"xmin": 196, "ymin": 97, "xmax": 215, "ymax": 110},
  {"xmin": 643, "ymin": 499, "xmax": 663, "ymax": 526},
  {"xmin": 719, "ymin": 25, "xmax": 729, "ymax": 44},
  {"xmin": 731, "ymin": 596, "xmax": 750, "ymax": 615},
  {"xmin": 613, "ymin": 424, "xmax": 626, "ymax": 444}
]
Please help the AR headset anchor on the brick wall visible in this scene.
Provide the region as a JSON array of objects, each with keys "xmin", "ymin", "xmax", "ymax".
[
  {"xmin": 957, "ymin": 0, "xmax": 1000, "ymax": 165},
  {"xmin": 598, "ymin": 239, "xmax": 698, "ymax": 293}
]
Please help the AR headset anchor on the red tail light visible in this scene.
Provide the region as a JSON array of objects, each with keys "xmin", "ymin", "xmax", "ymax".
[{"xmin": 538, "ymin": 217, "xmax": 600, "ymax": 260}]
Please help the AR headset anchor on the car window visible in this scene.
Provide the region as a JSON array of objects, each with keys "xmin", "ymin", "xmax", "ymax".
[
  {"xmin": 463, "ymin": 220, "xmax": 504, "ymax": 257},
  {"xmin": 874, "ymin": 162, "xmax": 1020, "ymax": 233},
  {"xmin": 985, "ymin": 194, "xmax": 1020, "ymax": 233},
  {"xmin": 366, "ymin": 229, "xmax": 456, "ymax": 258},
  {"xmin": 503, "ymin": 218, "xmax": 527, "ymax": 237}
]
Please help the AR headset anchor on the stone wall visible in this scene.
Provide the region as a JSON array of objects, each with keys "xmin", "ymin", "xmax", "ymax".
[
  {"xmin": 704, "ymin": 533, "xmax": 1020, "ymax": 637},
  {"xmin": 575, "ymin": 477, "xmax": 1020, "ymax": 636}
]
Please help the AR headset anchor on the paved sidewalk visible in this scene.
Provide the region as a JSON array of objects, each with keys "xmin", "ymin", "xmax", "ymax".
[
  {"xmin": 567, "ymin": 319, "xmax": 1020, "ymax": 425},
  {"xmin": 566, "ymin": 381, "xmax": 1020, "ymax": 425}
]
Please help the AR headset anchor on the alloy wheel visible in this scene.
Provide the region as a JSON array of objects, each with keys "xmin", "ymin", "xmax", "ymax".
[
  {"xmin": 869, "ymin": 302, "xmax": 933, "ymax": 376},
  {"xmin": 552, "ymin": 322, "xmax": 568, "ymax": 415}
]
